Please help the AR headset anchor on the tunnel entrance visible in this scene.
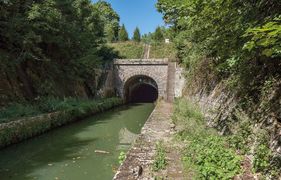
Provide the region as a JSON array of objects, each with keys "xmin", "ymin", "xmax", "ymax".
[{"xmin": 124, "ymin": 75, "xmax": 158, "ymax": 103}]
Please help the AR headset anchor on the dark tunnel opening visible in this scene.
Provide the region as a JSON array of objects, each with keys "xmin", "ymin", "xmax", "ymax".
[
  {"xmin": 124, "ymin": 75, "xmax": 159, "ymax": 103},
  {"xmin": 130, "ymin": 84, "xmax": 158, "ymax": 103}
]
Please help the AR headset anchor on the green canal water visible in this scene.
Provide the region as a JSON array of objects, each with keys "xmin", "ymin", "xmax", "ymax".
[{"xmin": 0, "ymin": 103, "xmax": 154, "ymax": 180}]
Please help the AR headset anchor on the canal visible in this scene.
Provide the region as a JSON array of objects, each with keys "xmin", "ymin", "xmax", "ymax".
[{"xmin": 0, "ymin": 103, "xmax": 154, "ymax": 180}]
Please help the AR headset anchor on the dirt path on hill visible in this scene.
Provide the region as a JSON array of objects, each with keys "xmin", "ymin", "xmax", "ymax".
[{"xmin": 143, "ymin": 44, "xmax": 151, "ymax": 59}]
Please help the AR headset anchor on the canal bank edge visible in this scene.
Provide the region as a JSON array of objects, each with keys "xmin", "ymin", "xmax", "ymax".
[
  {"xmin": 0, "ymin": 98, "xmax": 123, "ymax": 149},
  {"xmin": 114, "ymin": 101, "xmax": 184, "ymax": 179}
]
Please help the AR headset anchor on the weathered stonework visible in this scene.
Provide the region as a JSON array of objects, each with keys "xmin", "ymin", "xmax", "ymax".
[
  {"xmin": 113, "ymin": 59, "xmax": 170, "ymax": 100},
  {"xmin": 174, "ymin": 66, "xmax": 185, "ymax": 98}
]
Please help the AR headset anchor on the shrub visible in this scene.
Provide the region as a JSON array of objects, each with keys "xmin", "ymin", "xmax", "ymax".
[
  {"xmin": 228, "ymin": 120, "xmax": 253, "ymax": 154},
  {"xmin": 184, "ymin": 136, "xmax": 241, "ymax": 179},
  {"xmin": 174, "ymin": 98, "xmax": 242, "ymax": 179},
  {"xmin": 253, "ymin": 144, "xmax": 272, "ymax": 173}
]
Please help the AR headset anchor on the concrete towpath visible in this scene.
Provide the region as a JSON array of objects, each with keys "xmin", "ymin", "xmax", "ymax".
[{"xmin": 114, "ymin": 101, "xmax": 185, "ymax": 180}]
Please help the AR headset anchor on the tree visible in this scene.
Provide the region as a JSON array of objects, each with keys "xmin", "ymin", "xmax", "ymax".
[
  {"xmin": 105, "ymin": 25, "xmax": 116, "ymax": 42},
  {"xmin": 118, "ymin": 24, "xmax": 129, "ymax": 41},
  {"xmin": 133, "ymin": 27, "xmax": 141, "ymax": 42},
  {"xmin": 153, "ymin": 26, "xmax": 164, "ymax": 42},
  {"xmin": 156, "ymin": 0, "xmax": 281, "ymax": 66},
  {"xmin": 93, "ymin": 1, "xmax": 120, "ymax": 42}
]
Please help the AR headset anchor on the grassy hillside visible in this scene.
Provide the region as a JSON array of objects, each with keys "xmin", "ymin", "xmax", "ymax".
[
  {"xmin": 108, "ymin": 42, "xmax": 177, "ymax": 60},
  {"xmin": 149, "ymin": 43, "xmax": 177, "ymax": 60},
  {"xmin": 108, "ymin": 42, "xmax": 144, "ymax": 59}
]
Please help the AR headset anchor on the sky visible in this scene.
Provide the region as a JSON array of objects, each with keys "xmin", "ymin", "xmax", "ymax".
[{"xmin": 92, "ymin": 0, "xmax": 165, "ymax": 38}]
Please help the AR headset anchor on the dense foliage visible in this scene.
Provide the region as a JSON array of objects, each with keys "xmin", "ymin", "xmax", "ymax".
[
  {"xmin": 142, "ymin": 26, "xmax": 170, "ymax": 44},
  {"xmin": 156, "ymin": 0, "xmax": 281, "ymax": 93},
  {"xmin": 94, "ymin": 1, "xmax": 120, "ymax": 42},
  {"xmin": 157, "ymin": 0, "xmax": 281, "ymax": 177},
  {"xmin": 1, "ymin": 0, "xmax": 104, "ymax": 69},
  {"xmin": 0, "ymin": 0, "xmax": 120, "ymax": 102}
]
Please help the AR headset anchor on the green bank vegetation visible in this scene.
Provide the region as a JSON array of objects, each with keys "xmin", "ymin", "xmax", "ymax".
[
  {"xmin": 157, "ymin": 0, "xmax": 281, "ymax": 178},
  {"xmin": 173, "ymin": 99, "xmax": 241, "ymax": 179},
  {"xmin": 173, "ymin": 98, "xmax": 279, "ymax": 179},
  {"xmin": 0, "ymin": 97, "xmax": 121, "ymax": 123},
  {"xmin": 152, "ymin": 141, "xmax": 168, "ymax": 172},
  {"xmin": 0, "ymin": 98, "xmax": 122, "ymax": 148},
  {"xmin": 118, "ymin": 151, "xmax": 126, "ymax": 165}
]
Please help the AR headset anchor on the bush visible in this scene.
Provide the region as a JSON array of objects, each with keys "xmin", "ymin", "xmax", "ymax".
[
  {"xmin": 253, "ymin": 144, "xmax": 272, "ymax": 173},
  {"xmin": 184, "ymin": 136, "xmax": 241, "ymax": 179},
  {"xmin": 174, "ymin": 98, "xmax": 242, "ymax": 179}
]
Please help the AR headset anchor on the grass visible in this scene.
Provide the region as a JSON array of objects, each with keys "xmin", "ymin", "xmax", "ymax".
[
  {"xmin": 0, "ymin": 97, "xmax": 120, "ymax": 123},
  {"xmin": 149, "ymin": 43, "xmax": 177, "ymax": 60},
  {"xmin": 108, "ymin": 42, "xmax": 144, "ymax": 59},
  {"xmin": 173, "ymin": 98, "xmax": 242, "ymax": 179},
  {"xmin": 107, "ymin": 41, "xmax": 177, "ymax": 60}
]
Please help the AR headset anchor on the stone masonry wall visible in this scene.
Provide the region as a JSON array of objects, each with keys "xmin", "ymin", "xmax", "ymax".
[{"xmin": 114, "ymin": 59, "xmax": 169, "ymax": 100}]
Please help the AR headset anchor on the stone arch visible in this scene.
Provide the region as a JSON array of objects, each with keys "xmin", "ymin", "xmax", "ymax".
[
  {"xmin": 117, "ymin": 69, "xmax": 166, "ymax": 100},
  {"xmin": 123, "ymin": 74, "xmax": 159, "ymax": 102},
  {"xmin": 113, "ymin": 60, "xmax": 169, "ymax": 101}
]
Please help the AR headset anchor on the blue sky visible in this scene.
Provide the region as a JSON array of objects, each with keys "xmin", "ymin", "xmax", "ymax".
[{"xmin": 93, "ymin": 0, "xmax": 164, "ymax": 38}]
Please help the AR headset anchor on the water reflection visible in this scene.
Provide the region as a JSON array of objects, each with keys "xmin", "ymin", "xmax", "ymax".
[{"xmin": 0, "ymin": 103, "xmax": 154, "ymax": 180}]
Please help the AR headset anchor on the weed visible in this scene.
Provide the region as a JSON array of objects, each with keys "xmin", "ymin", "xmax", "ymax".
[
  {"xmin": 228, "ymin": 119, "xmax": 252, "ymax": 154},
  {"xmin": 253, "ymin": 144, "xmax": 271, "ymax": 173},
  {"xmin": 174, "ymin": 98, "xmax": 242, "ymax": 179},
  {"xmin": 152, "ymin": 141, "xmax": 167, "ymax": 171},
  {"xmin": 118, "ymin": 151, "xmax": 126, "ymax": 165}
]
